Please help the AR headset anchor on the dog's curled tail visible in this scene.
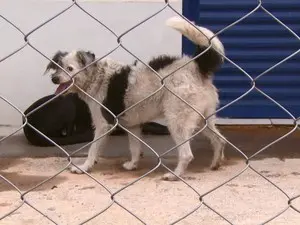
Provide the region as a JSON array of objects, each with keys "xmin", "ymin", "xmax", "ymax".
[{"xmin": 166, "ymin": 16, "xmax": 225, "ymax": 74}]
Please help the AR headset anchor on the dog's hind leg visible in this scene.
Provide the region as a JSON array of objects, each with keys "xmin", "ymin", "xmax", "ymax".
[
  {"xmin": 70, "ymin": 125, "xmax": 109, "ymax": 174},
  {"xmin": 162, "ymin": 112, "xmax": 198, "ymax": 181},
  {"xmin": 123, "ymin": 126, "xmax": 142, "ymax": 171},
  {"xmin": 201, "ymin": 117, "xmax": 226, "ymax": 170}
]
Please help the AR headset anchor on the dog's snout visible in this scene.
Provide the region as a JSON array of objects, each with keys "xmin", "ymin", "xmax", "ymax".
[{"xmin": 52, "ymin": 76, "xmax": 60, "ymax": 84}]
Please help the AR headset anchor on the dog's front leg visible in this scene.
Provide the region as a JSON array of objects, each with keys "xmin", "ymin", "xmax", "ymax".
[
  {"xmin": 70, "ymin": 125, "xmax": 109, "ymax": 174},
  {"xmin": 123, "ymin": 127, "xmax": 142, "ymax": 171}
]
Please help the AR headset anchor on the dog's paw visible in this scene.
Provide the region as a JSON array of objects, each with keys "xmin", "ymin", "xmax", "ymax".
[
  {"xmin": 162, "ymin": 172, "xmax": 179, "ymax": 181},
  {"xmin": 210, "ymin": 162, "xmax": 221, "ymax": 171},
  {"xmin": 122, "ymin": 161, "xmax": 138, "ymax": 171},
  {"xmin": 70, "ymin": 164, "xmax": 90, "ymax": 174}
]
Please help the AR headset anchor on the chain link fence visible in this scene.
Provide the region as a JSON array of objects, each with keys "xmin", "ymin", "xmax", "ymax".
[{"xmin": 1, "ymin": 0, "xmax": 300, "ymax": 224}]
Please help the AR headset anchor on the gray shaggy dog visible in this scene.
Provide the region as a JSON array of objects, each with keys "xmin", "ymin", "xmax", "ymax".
[{"xmin": 45, "ymin": 16, "xmax": 226, "ymax": 180}]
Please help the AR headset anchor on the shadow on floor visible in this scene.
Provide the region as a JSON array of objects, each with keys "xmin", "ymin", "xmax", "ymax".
[{"xmin": 0, "ymin": 126, "xmax": 299, "ymax": 191}]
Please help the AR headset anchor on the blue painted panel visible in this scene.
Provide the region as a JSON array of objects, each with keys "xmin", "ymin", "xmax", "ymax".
[{"xmin": 183, "ymin": 0, "xmax": 300, "ymax": 118}]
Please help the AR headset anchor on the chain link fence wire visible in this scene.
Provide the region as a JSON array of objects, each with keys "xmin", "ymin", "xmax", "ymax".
[{"xmin": 0, "ymin": 0, "xmax": 300, "ymax": 224}]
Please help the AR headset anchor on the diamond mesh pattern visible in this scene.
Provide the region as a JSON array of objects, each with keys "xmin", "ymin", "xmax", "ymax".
[{"xmin": 1, "ymin": 0, "xmax": 299, "ymax": 224}]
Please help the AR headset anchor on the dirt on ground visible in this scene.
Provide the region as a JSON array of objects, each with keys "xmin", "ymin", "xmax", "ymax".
[{"xmin": 1, "ymin": 126, "xmax": 300, "ymax": 224}]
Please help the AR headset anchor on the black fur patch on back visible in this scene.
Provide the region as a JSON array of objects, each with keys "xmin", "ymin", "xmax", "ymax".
[
  {"xmin": 46, "ymin": 51, "xmax": 68, "ymax": 71},
  {"xmin": 148, "ymin": 55, "xmax": 178, "ymax": 72},
  {"xmin": 101, "ymin": 66, "xmax": 131, "ymax": 124},
  {"xmin": 194, "ymin": 45, "xmax": 223, "ymax": 77}
]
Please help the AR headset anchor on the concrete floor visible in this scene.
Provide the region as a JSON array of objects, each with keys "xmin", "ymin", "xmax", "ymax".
[
  {"xmin": 1, "ymin": 126, "xmax": 300, "ymax": 225},
  {"xmin": 1, "ymin": 125, "xmax": 300, "ymax": 159}
]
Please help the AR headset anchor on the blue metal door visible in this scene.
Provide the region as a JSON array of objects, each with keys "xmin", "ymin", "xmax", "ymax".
[{"xmin": 182, "ymin": 0, "xmax": 300, "ymax": 118}]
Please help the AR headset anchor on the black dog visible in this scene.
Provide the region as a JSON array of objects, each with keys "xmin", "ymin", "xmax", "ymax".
[{"xmin": 23, "ymin": 94, "xmax": 169, "ymax": 147}]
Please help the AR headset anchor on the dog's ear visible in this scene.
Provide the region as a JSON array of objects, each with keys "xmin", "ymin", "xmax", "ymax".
[
  {"xmin": 44, "ymin": 51, "xmax": 68, "ymax": 74},
  {"xmin": 76, "ymin": 51, "xmax": 96, "ymax": 67}
]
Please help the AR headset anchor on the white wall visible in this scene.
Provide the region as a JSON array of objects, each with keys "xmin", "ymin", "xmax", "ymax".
[{"xmin": 0, "ymin": 0, "xmax": 182, "ymax": 126}]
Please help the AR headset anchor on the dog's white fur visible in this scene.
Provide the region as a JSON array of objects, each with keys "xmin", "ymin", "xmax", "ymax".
[{"xmin": 48, "ymin": 16, "xmax": 226, "ymax": 180}]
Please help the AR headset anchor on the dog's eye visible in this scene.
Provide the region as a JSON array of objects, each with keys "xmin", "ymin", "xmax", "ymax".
[{"xmin": 67, "ymin": 66, "xmax": 73, "ymax": 72}]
